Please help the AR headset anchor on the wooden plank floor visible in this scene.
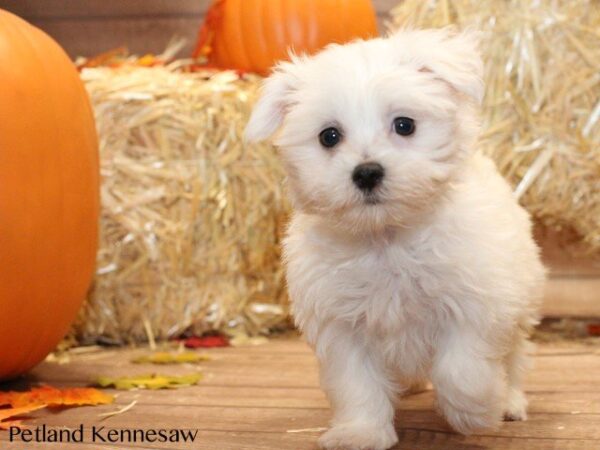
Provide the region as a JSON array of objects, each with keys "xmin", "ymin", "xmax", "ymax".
[{"xmin": 1, "ymin": 336, "xmax": 599, "ymax": 449}]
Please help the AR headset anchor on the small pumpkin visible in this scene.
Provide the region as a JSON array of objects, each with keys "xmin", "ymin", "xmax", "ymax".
[
  {"xmin": 0, "ymin": 10, "xmax": 99, "ymax": 380},
  {"xmin": 194, "ymin": 0, "xmax": 379, "ymax": 75}
]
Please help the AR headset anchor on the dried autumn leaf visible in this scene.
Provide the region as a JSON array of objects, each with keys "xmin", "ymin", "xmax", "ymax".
[
  {"xmin": 0, "ymin": 404, "xmax": 46, "ymax": 431},
  {"xmin": 132, "ymin": 352, "xmax": 211, "ymax": 365},
  {"xmin": 0, "ymin": 386, "xmax": 114, "ymax": 408},
  {"xmin": 184, "ymin": 335, "xmax": 229, "ymax": 349},
  {"xmin": 0, "ymin": 420, "xmax": 22, "ymax": 431},
  {"xmin": 587, "ymin": 324, "xmax": 600, "ymax": 336},
  {"xmin": 96, "ymin": 373, "xmax": 202, "ymax": 390},
  {"xmin": 137, "ymin": 54, "xmax": 158, "ymax": 67}
]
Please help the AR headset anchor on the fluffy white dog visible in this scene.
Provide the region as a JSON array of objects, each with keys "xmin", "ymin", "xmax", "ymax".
[{"xmin": 245, "ymin": 28, "xmax": 545, "ymax": 450}]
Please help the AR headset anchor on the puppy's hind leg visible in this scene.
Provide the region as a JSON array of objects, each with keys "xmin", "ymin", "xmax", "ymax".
[
  {"xmin": 503, "ymin": 330, "xmax": 533, "ymax": 422},
  {"xmin": 316, "ymin": 323, "xmax": 398, "ymax": 450}
]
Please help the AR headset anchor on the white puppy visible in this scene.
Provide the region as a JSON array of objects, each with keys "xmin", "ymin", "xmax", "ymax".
[{"xmin": 245, "ymin": 28, "xmax": 545, "ymax": 450}]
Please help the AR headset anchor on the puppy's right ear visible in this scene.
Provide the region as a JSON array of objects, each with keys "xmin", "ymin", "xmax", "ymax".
[{"xmin": 244, "ymin": 62, "xmax": 298, "ymax": 143}]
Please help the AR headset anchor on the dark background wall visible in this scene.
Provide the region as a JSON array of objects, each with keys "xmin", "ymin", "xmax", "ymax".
[{"xmin": 0, "ymin": 0, "xmax": 398, "ymax": 58}]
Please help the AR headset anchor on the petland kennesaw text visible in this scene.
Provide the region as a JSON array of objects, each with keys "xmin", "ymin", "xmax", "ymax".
[{"xmin": 9, "ymin": 424, "xmax": 199, "ymax": 444}]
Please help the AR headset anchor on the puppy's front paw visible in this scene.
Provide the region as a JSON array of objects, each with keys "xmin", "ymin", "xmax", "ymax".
[
  {"xmin": 503, "ymin": 388, "xmax": 528, "ymax": 422},
  {"xmin": 318, "ymin": 422, "xmax": 398, "ymax": 450},
  {"xmin": 437, "ymin": 395, "xmax": 502, "ymax": 435},
  {"xmin": 442, "ymin": 405, "xmax": 501, "ymax": 435}
]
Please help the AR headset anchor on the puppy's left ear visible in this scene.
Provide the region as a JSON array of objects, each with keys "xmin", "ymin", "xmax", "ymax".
[
  {"xmin": 244, "ymin": 61, "xmax": 299, "ymax": 143},
  {"xmin": 412, "ymin": 28, "xmax": 484, "ymax": 104}
]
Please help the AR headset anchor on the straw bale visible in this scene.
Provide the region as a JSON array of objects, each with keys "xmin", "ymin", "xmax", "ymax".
[
  {"xmin": 76, "ymin": 67, "xmax": 289, "ymax": 343},
  {"xmin": 390, "ymin": 0, "xmax": 600, "ymax": 255}
]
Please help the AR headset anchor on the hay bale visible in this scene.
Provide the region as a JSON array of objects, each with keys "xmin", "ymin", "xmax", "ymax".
[
  {"xmin": 76, "ymin": 66, "xmax": 290, "ymax": 344},
  {"xmin": 390, "ymin": 0, "xmax": 600, "ymax": 254},
  {"xmin": 77, "ymin": 0, "xmax": 600, "ymax": 342}
]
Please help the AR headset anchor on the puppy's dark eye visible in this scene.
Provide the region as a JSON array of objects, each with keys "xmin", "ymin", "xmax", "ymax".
[
  {"xmin": 393, "ymin": 117, "xmax": 416, "ymax": 136},
  {"xmin": 319, "ymin": 127, "xmax": 342, "ymax": 148}
]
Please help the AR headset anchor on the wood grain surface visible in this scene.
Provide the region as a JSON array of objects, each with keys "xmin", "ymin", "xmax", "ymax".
[{"xmin": 1, "ymin": 336, "xmax": 599, "ymax": 449}]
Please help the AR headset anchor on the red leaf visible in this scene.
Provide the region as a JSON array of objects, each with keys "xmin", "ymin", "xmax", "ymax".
[
  {"xmin": 587, "ymin": 323, "xmax": 600, "ymax": 336},
  {"xmin": 184, "ymin": 335, "xmax": 229, "ymax": 348}
]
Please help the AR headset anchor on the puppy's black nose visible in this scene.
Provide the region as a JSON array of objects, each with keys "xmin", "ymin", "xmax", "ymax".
[{"xmin": 352, "ymin": 162, "xmax": 385, "ymax": 192}]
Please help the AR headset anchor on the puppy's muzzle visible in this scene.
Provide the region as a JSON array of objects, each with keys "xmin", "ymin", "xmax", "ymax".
[{"xmin": 352, "ymin": 162, "xmax": 385, "ymax": 192}]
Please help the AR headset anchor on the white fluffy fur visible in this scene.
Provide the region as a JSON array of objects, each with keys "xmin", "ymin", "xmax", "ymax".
[{"xmin": 245, "ymin": 29, "xmax": 545, "ymax": 450}]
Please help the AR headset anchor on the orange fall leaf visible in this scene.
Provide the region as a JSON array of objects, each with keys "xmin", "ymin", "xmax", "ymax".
[
  {"xmin": 0, "ymin": 385, "xmax": 114, "ymax": 408},
  {"xmin": 0, "ymin": 404, "xmax": 46, "ymax": 430}
]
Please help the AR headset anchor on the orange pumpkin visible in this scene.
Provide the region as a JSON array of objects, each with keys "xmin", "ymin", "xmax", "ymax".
[
  {"xmin": 194, "ymin": 0, "xmax": 379, "ymax": 75},
  {"xmin": 0, "ymin": 10, "xmax": 99, "ymax": 380}
]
